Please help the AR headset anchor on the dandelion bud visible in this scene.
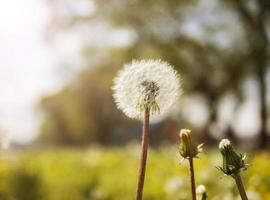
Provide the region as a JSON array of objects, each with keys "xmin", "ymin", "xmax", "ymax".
[
  {"xmin": 179, "ymin": 129, "xmax": 203, "ymax": 159},
  {"xmin": 196, "ymin": 185, "xmax": 207, "ymax": 200},
  {"xmin": 218, "ymin": 139, "xmax": 248, "ymax": 177}
]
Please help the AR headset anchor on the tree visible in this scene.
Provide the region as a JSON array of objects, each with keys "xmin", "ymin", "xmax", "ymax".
[
  {"xmin": 39, "ymin": 63, "xmax": 137, "ymax": 145},
  {"xmin": 224, "ymin": 0, "xmax": 270, "ymax": 148},
  {"xmin": 41, "ymin": 0, "xmax": 269, "ymax": 147}
]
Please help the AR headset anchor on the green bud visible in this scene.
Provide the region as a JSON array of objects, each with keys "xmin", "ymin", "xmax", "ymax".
[
  {"xmin": 179, "ymin": 129, "xmax": 203, "ymax": 159},
  {"xmin": 217, "ymin": 139, "xmax": 248, "ymax": 177}
]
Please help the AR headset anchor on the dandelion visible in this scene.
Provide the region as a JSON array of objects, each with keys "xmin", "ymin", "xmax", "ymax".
[
  {"xmin": 112, "ymin": 59, "xmax": 181, "ymax": 200},
  {"xmin": 218, "ymin": 139, "xmax": 249, "ymax": 200},
  {"xmin": 112, "ymin": 59, "xmax": 181, "ymax": 120}
]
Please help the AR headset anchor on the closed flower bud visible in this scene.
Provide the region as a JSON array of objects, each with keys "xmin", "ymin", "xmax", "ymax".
[
  {"xmin": 196, "ymin": 185, "xmax": 207, "ymax": 200},
  {"xmin": 179, "ymin": 129, "xmax": 203, "ymax": 159},
  {"xmin": 218, "ymin": 139, "xmax": 248, "ymax": 177}
]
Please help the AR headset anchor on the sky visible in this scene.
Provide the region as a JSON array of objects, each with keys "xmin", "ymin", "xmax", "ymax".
[{"xmin": 0, "ymin": 0, "xmax": 59, "ymax": 143}]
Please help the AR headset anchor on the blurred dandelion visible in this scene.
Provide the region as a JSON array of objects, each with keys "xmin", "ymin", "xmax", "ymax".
[
  {"xmin": 196, "ymin": 185, "xmax": 206, "ymax": 194},
  {"xmin": 196, "ymin": 185, "xmax": 207, "ymax": 200},
  {"xmin": 112, "ymin": 59, "xmax": 181, "ymax": 200}
]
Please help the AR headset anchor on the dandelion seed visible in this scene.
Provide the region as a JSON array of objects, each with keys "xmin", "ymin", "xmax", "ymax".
[{"xmin": 112, "ymin": 59, "xmax": 181, "ymax": 120}]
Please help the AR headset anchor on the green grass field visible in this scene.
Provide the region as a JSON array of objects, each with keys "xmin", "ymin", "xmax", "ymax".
[{"xmin": 0, "ymin": 146, "xmax": 269, "ymax": 200}]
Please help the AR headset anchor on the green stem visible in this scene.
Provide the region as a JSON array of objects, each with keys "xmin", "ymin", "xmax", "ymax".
[
  {"xmin": 188, "ymin": 158, "xmax": 197, "ymax": 200},
  {"xmin": 201, "ymin": 193, "xmax": 207, "ymax": 200},
  {"xmin": 234, "ymin": 173, "xmax": 248, "ymax": 200},
  {"xmin": 136, "ymin": 108, "xmax": 150, "ymax": 200}
]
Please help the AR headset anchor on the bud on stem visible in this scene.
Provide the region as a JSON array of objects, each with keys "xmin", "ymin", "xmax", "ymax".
[
  {"xmin": 179, "ymin": 129, "xmax": 203, "ymax": 200},
  {"xmin": 218, "ymin": 139, "xmax": 248, "ymax": 176},
  {"xmin": 218, "ymin": 139, "xmax": 249, "ymax": 200}
]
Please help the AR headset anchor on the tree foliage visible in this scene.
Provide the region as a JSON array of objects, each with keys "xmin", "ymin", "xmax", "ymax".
[{"xmin": 40, "ymin": 0, "xmax": 270, "ymax": 146}]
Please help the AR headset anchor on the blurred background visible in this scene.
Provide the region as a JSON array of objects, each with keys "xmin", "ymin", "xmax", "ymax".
[{"xmin": 0, "ymin": 0, "xmax": 270, "ymax": 199}]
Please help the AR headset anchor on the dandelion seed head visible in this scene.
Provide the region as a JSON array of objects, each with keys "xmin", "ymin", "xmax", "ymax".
[{"xmin": 112, "ymin": 59, "xmax": 181, "ymax": 120}]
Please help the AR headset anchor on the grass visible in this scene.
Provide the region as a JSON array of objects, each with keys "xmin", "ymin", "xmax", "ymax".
[{"xmin": 0, "ymin": 145, "xmax": 269, "ymax": 200}]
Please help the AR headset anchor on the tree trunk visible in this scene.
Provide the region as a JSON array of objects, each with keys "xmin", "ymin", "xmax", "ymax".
[
  {"xmin": 203, "ymin": 95, "xmax": 218, "ymax": 145},
  {"xmin": 257, "ymin": 55, "xmax": 268, "ymax": 149}
]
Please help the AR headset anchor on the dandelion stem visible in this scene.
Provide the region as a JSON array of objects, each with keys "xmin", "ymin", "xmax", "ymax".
[
  {"xmin": 136, "ymin": 107, "xmax": 150, "ymax": 200},
  {"xmin": 188, "ymin": 158, "xmax": 197, "ymax": 200},
  {"xmin": 201, "ymin": 193, "xmax": 207, "ymax": 200},
  {"xmin": 234, "ymin": 173, "xmax": 248, "ymax": 200}
]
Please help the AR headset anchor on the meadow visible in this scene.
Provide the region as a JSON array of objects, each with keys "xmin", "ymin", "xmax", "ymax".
[{"xmin": 0, "ymin": 146, "xmax": 269, "ymax": 200}]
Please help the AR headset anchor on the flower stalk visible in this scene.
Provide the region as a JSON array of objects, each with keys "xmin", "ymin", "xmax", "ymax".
[
  {"xmin": 234, "ymin": 173, "xmax": 248, "ymax": 200},
  {"xmin": 188, "ymin": 158, "xmax": 196, "ymax": 200},
  {"xmin": 136, "ymin": 108, "xmax": 150, "ymax": 200},
  {"xmin": 201, "ymin": 193, "xmax": 207, "ymax": 200}
]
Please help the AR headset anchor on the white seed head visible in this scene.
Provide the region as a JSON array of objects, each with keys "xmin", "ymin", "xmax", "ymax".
[
  {"xmin": 196, "ymin": 185, "xmax": 206, "ymax": 194},
  {"xmin": 219, "ymin": 139, "xmax": 231, "ymax": 150},
  {"xmin": 112, "ymin": 59, "xmax": 181, "ymax": 120}
]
